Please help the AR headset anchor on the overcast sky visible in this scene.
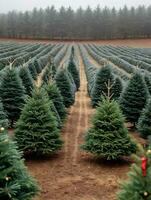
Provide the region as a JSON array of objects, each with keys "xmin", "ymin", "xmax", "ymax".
[{"xmin": 0, "ymin": 0, "xmax": 151, "ymax": 13}]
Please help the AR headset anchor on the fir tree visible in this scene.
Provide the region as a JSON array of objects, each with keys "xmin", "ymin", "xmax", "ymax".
[
  {"xmin": 68, "ymin": 59, "xmax": 80, "ymax": 91},
  {"xmin": 91, "ymin": 65, "xmax": 114, "ymax": 107},
  {"xmin": 144, "ymin": 73, "xmax": 151, "ymax": 95},
  {"xmin": 45, "ymin": 83, "xmax": 67, "ymax": 123},
  {"xmin": 0, "ymin": 127, "xmax": 39, "ymax": 199},
  {"xmin": 117, "ymin": 145, "xmax": 151, "ymax": 200},
  {"xmin": 42, "ymin": 64, "xmax": 56, "ymax": 85},
  {"xmin": 112, "ymin": 77, "xmax": 123, "ymax": 101},
  {"xmin": 33, "ymin": 59, "xmax": 42, "ymax": 74},
  {"xmin": 81, "ymin": 97, "xmax": 137, "ymax": 160},
  {"xmin": 0, "ymin": 68, "xmax": 25, "ymax": 127},
  {"xmin": 28, "ymin": 62, "xmax": 37, "ymax": 80},
  {"xmin": 15, "ymin": 87, "xmax": 63, "ymax": 156},
  {"xmin": 50, "ymin": 100, "xmax": 62, "ymax": 129},
  {"xmin": 120, "ymin": 73, "xmax": 148, "ymax": 126},
  {"xmin": 0, "ymin": 100, "xmax": 8, "ymax": 128},
  {"xmin": 55, "ymin": 69, "xmax": 74, "ymax": 108},
  {"xmin": 138, "ymin": 98, "xmax": 151, "ymax": 139},
  {"xmin": 19, "ymin": 66, "xmax": 34, "ymax": 96}
]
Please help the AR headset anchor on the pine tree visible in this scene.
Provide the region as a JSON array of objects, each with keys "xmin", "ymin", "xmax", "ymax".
[
  {"xmin": 0, "ymin": 100, "xmax": 8, "ymax": 128},
  {"xmin": 120, "ymin": 73, "xmax": 148, "ymax": 126},
  {"xmin": 117, "ymin": 145, "xmax": 151, "ymax": 200},
  {"xmin": 45, "ymin": 83, "xmax": 67, "ymax": 123},
  {"xmin": 55, "ymin": 69, "xmax": 74, "ymax": 108},
  {"xmin": 0, "ymin": 127, "xmax": 39, "ymax": 199},
  {"xmin": 112, "ymin": 77, "xmax": 123, "ymax": 101},
  {"xmin": 81, "ymin": 97, "xmax": 137, "ymax": 160},
  {"xmin": 91, "ymin": 65, "xmax": 114, "ymax": 107},
  {"xmin": 144, "ymin": 73, "xmax": 151, "ymax": 95},
  {"xmin": 19, "ymin": 66, "xmax": 34, "ymax": 96},
  {"xmin": 0, "ymin": 68, "xmax": 25, "ymax": 127},
  {"xmin": 42, "ymin": 64, "xmax": 56, "ymax": 85},
  {"xmin": 68, "ymin": 59, "xmax": 80, "ymax": 91},
  {"xmin": 28, "ymin": 62, "xmax": 37, "ymax": 80},
  {"xmin": 15, "ymin": 87, "xmax": 63, "ymax": 156},
  {"xmin": 33, "ymin": 59, "xmax": 42, "ymax": 74},
  {"xmin": 138, "ymin": 98, "xmax": 151, "ymax": 139}
]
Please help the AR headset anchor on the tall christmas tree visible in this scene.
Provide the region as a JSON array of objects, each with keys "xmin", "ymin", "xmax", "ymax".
[
  {"xmin": 117, "ymin": 145, "xmax": 151, "ymax": 200},
  {"xmin": 55, "ymin": 69, "xmax": 74, "ymax": 108},
  {"xmin": 15, "ymin": 87, "xmax": 63, "ymax": 156},
  {"xmin": 45, "ymin": 83, "xmax": 67, "ymax": 123},
  {"xmin": 91, "ymin": 65, "xmax": 114, "ymax": 107},
  {"xmin": 81, "ymin": 97, "xmax": 137, "ymax": 160},
  {"xmin": 19, "ymin": 66, "xmax": 34, "ymax": 96},
  {"xmin": 0, "ymin": 100, "xmax": 8, "ymax": 128},
  {"xmin": 138, "ymin": 98, "xmax": 151, "ymax": 139},
  {"xmin": 112, "ymin": 77, "xmax": 123, "ymax": 101},
  {"xmin": 120, "ymin": 73, "xmax": 148, "ymax": 127},
  {"xmin": 0, "ymin": 68, "xmax": 25, "ymax": 127},
  {"xmin": 0, "ymin": 127, "xmax": 39, "ymax": 199}
]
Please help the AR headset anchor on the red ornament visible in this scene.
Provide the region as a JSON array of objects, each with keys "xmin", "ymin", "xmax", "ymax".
[{"xmin": 141, "ymin": 157, "xmax": 147, "ymax": 177}]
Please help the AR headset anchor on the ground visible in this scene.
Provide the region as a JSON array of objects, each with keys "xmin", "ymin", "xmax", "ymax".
[{"xmin": 4, "ymin": 38, "xmax": 149, "ymax": 200}]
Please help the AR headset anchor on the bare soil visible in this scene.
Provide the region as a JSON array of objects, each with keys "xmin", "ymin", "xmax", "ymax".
[{"xmin": 26, "ymin": 48, "xmax": 135, "ymax": 200}]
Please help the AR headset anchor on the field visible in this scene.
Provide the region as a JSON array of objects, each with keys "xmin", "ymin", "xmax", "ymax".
[{"xmin": 0, "ymin": 39, "xmax": 151, "ymax": 200}]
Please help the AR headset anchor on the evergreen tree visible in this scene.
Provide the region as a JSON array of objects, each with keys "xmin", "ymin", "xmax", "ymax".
[
  {"xmin": 15, "ymin": 87, "xmax": 63, "ymax": 156},
  {"xmin": 68, "ymin": 59, "xmax": 80, "ymax": 91},
  {"xmin": 42, "ymin": 63, "xmax": 56, "ymax": 85},
  {"xmin": 19, "ymin": 66, "xmax": 34, "ymax": 96},
  {"xmin": 0, "ymin": 100, "xmax": 8, "ymax": 128},
  {"xmin": 117, "ymin": 145, "xmax": 151, "ymax": 200},
  {"xmin": 91, "ymin": 65, "xmax": 114, "ymax": 107},
  {"xmin": 33, "ymin": 59, "xmax": 42, "ymax": 74},
  {"xmin": 55, "ymin": 69, "xmax": 74, "ymax": 108},
  {"xmin": 45, "ymin": 83, "xmax": 67, "ymax": 123},
  {"xmin": 112, "ymin": 77, "xmax": 123, "ymax": 101},
  {"xmin": 120, "ymin": 73, "xmax": 148, "ymax": 126},
  {"xmin": 28, "ymin": 62, "xmax": 37, "ymax": 80},
  {"xmin": 144, "ymin": 73, "xmax": 151, "ymax": 95},
  {"xmin": 81, "ymin": 97, "xmax": 137, "ymax": 160},
  {"xmin": 50, "ymin": 100, "xmax": 62, "ymax": 129},
  {"xmin": 0, "ymin": 68, "xmax": 25, "ymax": 127},
  {"xmin": 138, "ymin": 98, "xmax": 151, "ymax": 139},
  {"xmin": 0, "ymin": 127, "xmax": 39, "ymax": 199}
]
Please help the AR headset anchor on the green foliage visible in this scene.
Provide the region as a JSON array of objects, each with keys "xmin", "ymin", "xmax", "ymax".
[
  {"xmin": 91, "ymin": 65, "xmax": 114, "ymax": 107},
  {"xmin": 68, "ymin": 59, "xmax": 80, "ymax": 91},
  {"xmin": 120, "ymin": 73, "xmax": 148, "ymax": 125},
  {"xmin": 33, "ymin": 59, "xmax": 42, "ymax": 74},
  {"xmin": 0, "ymin": 68, "xmax": 25, "ymax": 127},
  {"xmin": 42, "ymin": 63, "xmax": 56, "ymax": 84},
  {"xmin": 144, "ymin": 73, "xmax": 151, "ymax": 95},
  {"xmin": 117, "ymin": 146, "xmax": 151, "ymax": 200},
  {"xmin": 112, "ymin": 77, "xmax": 123, "ymax": 101},
  {"xmin": 50, "ymin": 100, "xmax": 62, "ymax": 129},
  {"xmin": 55, "ymin": 69, "xmax": 75, "ymax": 108},
  {"xmin": 19, "ymin": 66, "xmax": 34, "ymax": 96},
  {"xmin": 28, "ymin": 62, "xmax": 37, "ymax": 80},
  {"xmin": 15, "ymin": 87, "xmax": 63, "ymax": 156},
  {"xmin": 45, "ymin": 83, "xmax": 67, "ymax": 123},
  {"xmin": 0, "ymin": 128, "xmax": 39, "ymax": 200},
  {"xmin": 138, "ymin": 98, "xmax": 151, "ymax": 139},
  {"xmin": 81, "ymin": 97, "xmax": 137, "ymax": 160},
  {"xmin": 0, "ymin": 100, "xmax": 8, "ymax": 128}
]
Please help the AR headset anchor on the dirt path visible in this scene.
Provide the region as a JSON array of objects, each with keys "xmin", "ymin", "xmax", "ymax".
[{"xmin": 27, "ymin": 46, "xmax": 130, "ymax": 200}]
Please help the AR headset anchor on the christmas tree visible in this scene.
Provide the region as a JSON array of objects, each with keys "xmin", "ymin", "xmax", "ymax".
[
  {"xmin": 42, "ymin": 63, "xmax": 56, "ymax": 85},
  {"xmin": 120, "ymin": 73, "xmax": 148, "ymax": 127},
  {"xmin": 144, "ymin": 73, "xmax": 151, "ymax": 95},
  {"xmin": 112, "ymin": 77, "xmax": 123, "ymax": 101},
  {"xmin": 81, "ymin": 97, "xmax": 137, "ymax": 160},
  {"xmin": 68, "ymin": 58, "xmax": 80, "ymax": 91},
  {"xmin": 0, "ymin": 127, "xmax": 39, "ymax": 199},
  {"xmin": 55, "ymin": 69, "xmax": 74, "ymax": 108},
  {"xmin": 28, "ymin": 62, "xmax": 37, "ymax": 80},
  {"xmin": 0, "ymin": 100, "xmax": 8, "ymax": 128},
  {"xmin": 91, "ymin": 65, "xmax": 114, "ymax": 107},
  {"xmin": 45, "ymin": 83, "xmax": 67, "ymax": 123},
  {"xmin": 0, "ymin": 68, "xmax": 25, "ymax": 127},
  {"xmin": 138, "ymin": 98, "xmax": 151, "ymax": 139},
  {"xmin": 117, "ymin": 145, "xmax": 151, "ymax": 200},
  {"xmin": 33, "ymin": 59, "xmax": 42, "ymax": 74},
  {"xmin": 15, "ymin": 87, "xmax": 63, "ymax": 156},
  {"xmin": 19, "ymin": 66, "xmax": 34, "ymax": 96}
]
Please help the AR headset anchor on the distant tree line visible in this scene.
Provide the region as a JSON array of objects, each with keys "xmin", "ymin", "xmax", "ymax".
[{"xmin": 0, "ymin": 5, "xmax": 151, "ymax": 40}]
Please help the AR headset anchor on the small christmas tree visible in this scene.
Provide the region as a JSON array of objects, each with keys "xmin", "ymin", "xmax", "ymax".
[
  {"xmin": 42, "ymin": 63, "xmax": 56, "ymax": 85},
  {"xmin": 117, "ymin": 145, "xmax": 151, "ymax": 200},
  {"xmin": 19, "ymin": 66, "xmax": 34, "ymax": 96},
  {"xmin": 15, "ymin": 87, "xmax": 63, "ymax": 156},
  {"xmin": 55, "ymin": 69, "xmax": 74, "ymax": 108},
  {"xmin": 68, "ymin": 59, "xmax": 80, "ymax": 91},
  {"xmin": 138, "ymin": 98, "xmax": 151, "ymax": 139},
  {"xmin": 28, "ymin": 62, "xmax": 37, "ymax": 80},
  {"xmin": 112, "ymin": 77, "xmax": 123, "ymax": 101},
  {"xmin": 91, "ymin": 64, "xmax": 114, "ymax": 107},
  {"xmin": 120, "ymin": 73, "xmax": 148, "ymax": 127},
  {"xmin": 0, "ymin": 100, "xmax": 8, "ymax": 128},
  {"xmin": 0, "ymin": 68, "xmax": 25, "ymax": 127},
  {"xmin": 45, "ymin": 83, "xmax": 67, "ymax": 123},
  {"xmin": 33, "ymin": 59, "xmax": 42, "ymax": 74},
  {"xmin": 0, "ymin": 127, "xmax": 39, "ymax": 199},
  {"xmin": 81, "ymin": 96, "xmax": 137, "ymax": 160}
]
